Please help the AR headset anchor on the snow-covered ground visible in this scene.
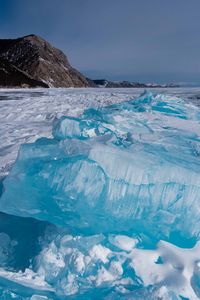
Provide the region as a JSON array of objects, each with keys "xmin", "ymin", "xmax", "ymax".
[{"xmin": 0, "ymin": 87, "xmax": 200, "ymax": 177}]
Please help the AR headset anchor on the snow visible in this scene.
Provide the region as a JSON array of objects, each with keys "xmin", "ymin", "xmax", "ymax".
[
  {"xmin": 109, "ymin": 235, "xmax": 137, "ymax": 251},
  {"xmin": 0, "ymin": 268, "xmax": 53, "ymax": 291},
  {"xmin": 89, "ymin": 244, "xmax": 111, "ymax": 264},
  {"xmin": 1, "ymin": 231, "xmax": 198, "ymax": 298}
]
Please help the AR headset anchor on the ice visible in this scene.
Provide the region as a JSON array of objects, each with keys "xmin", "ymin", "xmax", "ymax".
[
  {"xmin": 1, "ymin": 230, "xmax": 196, "ymax": 299},
  {"xmin": 0, "ymin": 87, "xmax": 143, "ymax": 177},
  {"xmin": 0, "ymin": 87, "xmax": 200, "ymax": 177},
  {"xmin": 0, "ymin": 89, "xmax": 200, "ymax": 298},
  {"xmin": 1, "ymin": 92, "xmax": 200, "ymax": 241},
  {"xmin": 33, "ymin": 233, "xmax": 200, "ymax": 299}
]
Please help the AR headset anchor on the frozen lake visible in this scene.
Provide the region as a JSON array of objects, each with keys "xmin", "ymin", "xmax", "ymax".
[
  {"xmin": 0, "ymin": 87, "xmax": 200, "ymax": 299},
  {"xmin": 0, "ymin": 87, "xmax": 200, "ymax": 177}
]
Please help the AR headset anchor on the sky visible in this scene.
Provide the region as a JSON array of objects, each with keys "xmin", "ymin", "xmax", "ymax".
[{"xmin": 0, "ymin": 0, "xmax": 200, "ymax": 84}]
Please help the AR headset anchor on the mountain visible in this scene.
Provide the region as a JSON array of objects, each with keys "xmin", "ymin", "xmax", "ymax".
[
  {"xmin": 0, "ymin": 34, "xmax": 178, "ymax": 89},
  {"xmin": 0, "ymin": 34, "xmax": 89, "ymax": 88},
  {"xmin": 90, "ymin": 79, "xmax": 178, "ymax": 88},
  {"xmin": 91, "ymin": 79, "xmax": 148, "ymax": 88},
  {"xmin": 0, "ymin": 57, "xmax": 48, "ymax": 88}
]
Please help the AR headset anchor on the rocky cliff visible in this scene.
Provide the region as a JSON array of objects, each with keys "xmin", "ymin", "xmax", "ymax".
[
  {"xmin": 0, "ymin": 58, "xmax": 49, "ymax": 88},
  {"xmin": 0, "ymin": 34, "xmax": 89, "ymax": 88}
]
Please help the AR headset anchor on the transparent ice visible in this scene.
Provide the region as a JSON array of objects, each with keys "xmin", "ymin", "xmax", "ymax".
[{"xmin": 0, "ymin": 91, "xmax": 200, "ymax": 299}]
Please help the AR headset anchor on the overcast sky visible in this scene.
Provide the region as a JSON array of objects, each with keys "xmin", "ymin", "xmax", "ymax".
[{"xmin": 0, "ymin": 0, "xmax": 200, "ymax": 83}]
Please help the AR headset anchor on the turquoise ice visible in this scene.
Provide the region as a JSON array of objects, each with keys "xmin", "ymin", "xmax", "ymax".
[
  {"xmin": 1, "ymin": 92, "xmax": 200, "ymax": 239},
  {"xmin": 0, "ymin": 91, "xmax": 200, "ymax": 299}
]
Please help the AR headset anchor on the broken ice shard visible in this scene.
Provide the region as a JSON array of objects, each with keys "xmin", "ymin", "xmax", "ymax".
[{"xmin": 1, "ymin": 92, "xmax": 200, "ymax": 240}]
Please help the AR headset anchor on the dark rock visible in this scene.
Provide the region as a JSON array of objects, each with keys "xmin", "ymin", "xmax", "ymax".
[
  {"xmin": 0, "ymin": 58, "xmax": 48, "ymax": 88},
  {"xmin": 90, "ymin": 79, "xmax": 149, "ymax": 88},
  {"xmin": 85, "ymin": 77, "xmax": 97, "ymax": 87},
  {"xmin": 0, "ymin": 34, "xmax": 89, "ymax": 88}
]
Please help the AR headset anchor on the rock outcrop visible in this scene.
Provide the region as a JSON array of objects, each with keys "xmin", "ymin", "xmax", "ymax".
[
  {"xmin": 0, "ymin": 58, "xmax": 48, "ymax": 88},
  {"xmin": 0, "ymin": 34, "xmax": 89, "ymax": 88}
]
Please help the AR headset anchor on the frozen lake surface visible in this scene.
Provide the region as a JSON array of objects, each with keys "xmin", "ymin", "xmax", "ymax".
[
  {"xmin": 0, "ymin": 87, "xmax": 200, "ymax": 177},
  {"xmin": 0, "ymin": 87, "xmax": 200, "ymax": 299}
]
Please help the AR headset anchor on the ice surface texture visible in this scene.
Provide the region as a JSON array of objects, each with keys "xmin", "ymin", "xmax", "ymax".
[
  {"xmin": 0, "ymin": 91, "xmax": 200, "ymax": 299},
  {"xmin": 1, "ymin": 92, "xmax": 200, "ymax": 239}
]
